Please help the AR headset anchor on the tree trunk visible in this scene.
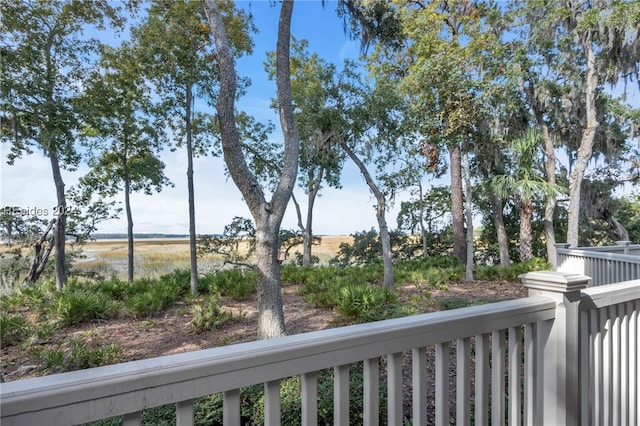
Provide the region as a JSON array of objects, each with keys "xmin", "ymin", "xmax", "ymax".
[
  {"xmin": 519, "ymin": 199, "xmax": 533, "ymax": 262},
  {"xmin": 49, "ymin": 151, "xmax": 67, "ymax": 290},
  {"xmin": 123, "ymin": 158, "xmax": 134, "ymax": 282},
  {"xmin": 255, "ymin": 219, "xmax": 287, "ymax": 339},
  {"xmin": 476, "ymin": 149, "xmax": 510, "ymax": 267},
  {"xmin": 186, "ymin": 84, "xmax": 199, "ymax": 295},
  {"xmin": 202, "ymin": 0, "xmax": 299, "ymax": 339},
  {"xmin": 24, "ymin": 219, "xmax": 56, "ymax": 285},
  {"xmin": 567, "ymin": 35, "xmax": 599, "ymax": 247},
  {"xmin": 449, "ymin": 143, "xmax": 466, "ymax": 264},
  {"xmin": 302, "ymin": 169, "xmax": 322, "ymax": 266},
  {"xmin": 490, "ymin": 195, "xmax": 511, "ymax": 267},
  {"xmin": 341, "ymin": 141, "xmax": 394, "ymax": 288},
  {"xmin": 526, "ymin": 78, "xmax": 559, "ymax": 267},
  {"xmin": 418, "ymin": 181, "xmax": 428, "ymax": 257},
  {"xmin": 463, "ymin": 152, "xmax": 474, "ymax": 282}
]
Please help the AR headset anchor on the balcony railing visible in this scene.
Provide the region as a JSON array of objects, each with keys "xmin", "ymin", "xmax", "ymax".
[
  {"xmin": 1, "ymin": 272, "xmax": 639, "ymax": 426},
  {"xmin": 557, "ymin": 240, "xmax": 640, "ymax": 286}
]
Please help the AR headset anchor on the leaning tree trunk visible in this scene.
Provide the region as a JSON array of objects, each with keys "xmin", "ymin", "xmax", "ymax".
[
  {"xmin": 449, "ymin": 143, "xmax": 466, "ymax": 264},
  {"xmin": 203, "ymin": 0, "xmax": 299, "ymax": 339},
  {"xmin": 341, "ymin": 141, "xmax": 394, "ymax": 288},
  {"xmin": 185, "ymin": 84, "xmax": 199, "ymax": 295},
  {"xmin": 567, "ymin": 35, "xmax": 599, "ymax": 247},
  {"xmin": 50, "ymin": 151, "xmax": 67, "ymax": 290}
]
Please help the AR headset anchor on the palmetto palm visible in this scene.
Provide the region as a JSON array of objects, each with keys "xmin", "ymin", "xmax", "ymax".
[{"xmin": 490, "ymin": 129, "xmax": 565, "ymax": 261}]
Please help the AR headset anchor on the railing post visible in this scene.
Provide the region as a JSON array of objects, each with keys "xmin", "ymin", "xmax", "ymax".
[
  {"xmin": 554, "ymin": 243, "xmax": 572, "ymax": 272},
  {"xmin": 519, "ymin": 271, "xmax": 590, "ymax": 426},
  {"xmin": 615, "ymin": 240, "xmax": 631, "ymax": 255}
]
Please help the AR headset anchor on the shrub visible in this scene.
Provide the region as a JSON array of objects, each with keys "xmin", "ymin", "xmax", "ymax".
[
  {"xmin": 56, "ymin": 290, "xmax": 120, "ymax": 326},
  {"xmin": 158, "ymin": 269, "xmax": 191, "ymax": 295},
  {"xmin": 474, "ymin": 257, "xmax": 551, "ymax": 282},
  {"xmin": 32, "ymin": 339, "xmax": 120, "ymax": 373},
  {"xmin": 190, "ymin": 297, "xmax": 234, "ymax": 334},
  {"xmin": 438, "ymin": 296, "xmax": 497, "ymax": 311},
  {"xmin": 126, "ymin": 291, "xmax": 166, "ymax": 318},
  {"xmin": 336, "ymin": 284, "xmax": 399, "ymax": 323},
  {"xmin": 207, "ymin": 268, "xmax": 257, "ymax": 300},
  {"xmin": 0, "ymin": 313, "xmax": 30, "ymax": 346}
]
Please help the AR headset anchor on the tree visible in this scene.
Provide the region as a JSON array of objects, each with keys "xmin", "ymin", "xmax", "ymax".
[
  {"xmin": 368, "ymin": 1, "xmax": 496, "ymax": 265},
  {"xmin": 267, "ymin": 38, "xmax": 346, "ymax": 267},
  {"xmin": 134, "ymin": 0, "xmax": 255, "ymax": 295},
  {"xmin": 80, "ymin": 43, "xmax": 171, "ymax": 282},
  {"xmin": 513, "ymin": 0, "xmax": 640, "ymax": 247},
  {"xmin": 334, "ymin": 72, "xmax": 408, "ymax": 288},
  {"xmin": 490, "ymin": 129, "xmax": 565, "ymax": 261},
  {"xmin": 202, "ymin": 0, "xmax": 299, "ymax": 339},
  {"xmin": 1, "ymin": 0, "xmax": 123, "ymax": 290}
]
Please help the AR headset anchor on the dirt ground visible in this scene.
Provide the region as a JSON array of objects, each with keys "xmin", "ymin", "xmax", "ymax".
[{"xmin": 1, "ymin": 279, "xmax": 527, "ymax": 383}]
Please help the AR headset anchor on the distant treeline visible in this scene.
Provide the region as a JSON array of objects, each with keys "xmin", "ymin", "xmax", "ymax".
[{"xmin": 90, "ymin": 234, "xmax": 192, "ymax": 240}]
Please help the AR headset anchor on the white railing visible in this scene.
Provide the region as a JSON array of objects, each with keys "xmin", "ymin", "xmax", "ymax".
[
  {"xmin": 557, "ymin": 241, "xmax": 640, "ymax": 286},
  {"xmin": 579, "ymin": 280, "xmax": 639, "ymax": 425},
  {"xmin": 1, "ymin": 272, "xmax": 638, "ymax": 426}
]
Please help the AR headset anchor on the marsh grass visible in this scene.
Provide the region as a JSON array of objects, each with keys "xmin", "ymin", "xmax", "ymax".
[{"xmin": 73, "ymin": 237, "xmax": 352, "ymax": 280}]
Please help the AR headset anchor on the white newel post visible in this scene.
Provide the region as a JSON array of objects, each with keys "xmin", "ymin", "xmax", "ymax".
[{"xmin": 519, "ymin": 271, "xmax": 590, "ymax": 426}]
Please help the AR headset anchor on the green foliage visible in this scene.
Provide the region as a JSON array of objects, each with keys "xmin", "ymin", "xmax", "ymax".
[
  {"xmin": 331, "ymin": 229, "xmax": 383, "ymax": 266},
  {"xmin": 190, "ymin": 296, "xmax": 234, "ymax": 334},
  {"xmin": 394, "ymin": 257, "xmax": 464, "ymax": 288},
  {"xmin": 32, "ymin": 339, "xmax": 120, "ymax": 373},
  {"xmin": 438, "ymin": 296, "xmax": 497, "ymax": 311},
  {"xmin": 336, "ymin": 284, "xmax": 399, "ymax": 323},
  {"xmin": 0, "ymin": 313, "xmax": 31, "ymax": 346},
  {"xmin": 204, "ymin": 268, "xmax": 257, "ymax": 300},
  {"xmin": 474, "ymin": 257, "xmax": 550, "ymax": 281},
  {"xmin": 56, "ymin": 289, "xmax": 120, "ymax": 326},
  {"xmin": 122, "ymin": 275, "xmax": 187, "ymax": 318}
]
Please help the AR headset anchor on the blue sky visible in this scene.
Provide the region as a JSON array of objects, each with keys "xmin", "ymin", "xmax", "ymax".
[{"xmin": 0, "ymin": 1, "xmax": 404, "ymax": 236}]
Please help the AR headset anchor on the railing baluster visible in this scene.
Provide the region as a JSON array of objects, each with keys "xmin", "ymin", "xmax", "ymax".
[
  {"xmin": 412, "ymin": 348, "xmax": 427, "ymax": 426},
  {"xmin": 301, "ymin": 372, "xmax": 318, "ymax": 426},
  {"xmin": 264, "ymin": 380, "xmax": 281, "ymax": 426},
  {"xmin": 524, "ymin": 323, "xmax": 535, "ymax": 426},
  {"xmin": 593, "ymin": 308, "xmax": 603, "ymax": 425},
  {"xmin": 456, "ymin": 338, "xmax": 471, "ymax": 426},
  {"xmin": 122, "ymin": 411, "xmax": 142, "ymax": 426},
  {"xmin": 603, "ymin": 307, "xmax": 612, "ymax": 424},
  {"xmin": 508, "ymin": 326, "xmax": 522, "ymax": 426},
  {"xmin": 631, "ymin": 300, "xmax": 639, "ymax": 426},
  {"xmin": 612, "ymin": 304, "xmax": 621, "ymax": 425},
  {"xmin": 475, "ymin": 334, "xmax": 490, "ymax": 426},
  {"xmin": 620, "ymin": 303, "xmax": 629, "ymax": 426},
  {"xmin": 579, "ymin": 310, "xmax": 590, "ymax": 425},
  {"xmin": 435, "ymin": 342, "xmax": 449, "ymax": 426},
  {"xmin": 388, "ymin": 352, "xmax": 403, "ymax": 426},
  {"xmin": 176, "ymin": 399, "xmax": 194, "ymax": 426},
  {"xmin": 334, "ymin": 364, "xmax": 349, "ymax": 426},
  {"xmin": 491, "ymin": 330, "xmax": 505, "ymax": 426},
  {"xmin": 364, "ymin": 358, "xmax": 379, "ymax": 426},
  {"xmin": 223, "ymin": 389, "xmax": 240, "ymax": 426}
]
